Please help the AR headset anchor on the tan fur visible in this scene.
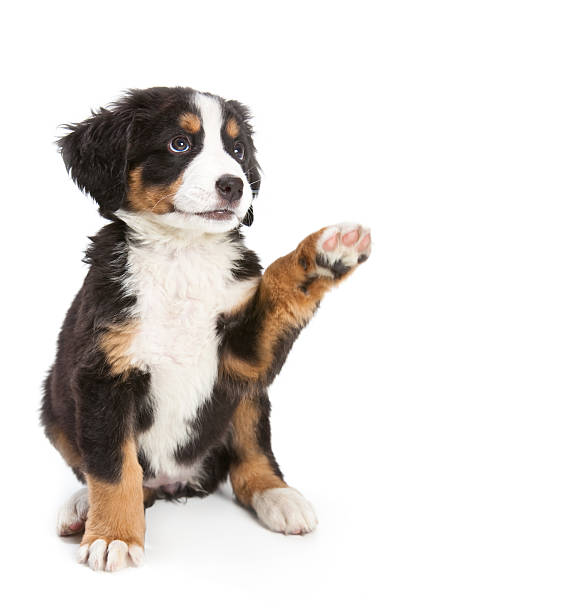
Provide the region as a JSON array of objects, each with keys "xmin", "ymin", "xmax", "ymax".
[
  {"xmin": 52, "ymin": 428, "xmax": 83, "ymax": 470},
  {"xmin": 227, "ymin": 231, "xmax": 348, "ymax": 504},
  {"xmin": 179, "ymin": 112, "xmax": 201, "ymax": 134},
  {"xmin": 221, "ymin": 351, "xmax": 261, "ymax": 381},
  {"xmin": 226, "ymin": 117, "xmax": 240, "ymax": 139},
  {"xmin": 82, "ymin": 439, "xmax": 145, "ymax": 548},
  {"xmin": 229, "ymin": 396, "xmax": 287, "ymax": 506},
  {"xmin": 221, "ymin": 228, "xmax": 340, "ymax": 383},
  {"xmin": 127, "ymin": 167, "xmax": 181, "ymax": 214},
  {"xmin": 99, "ymin": 321, "xmax": 139, "ymax": 377},
  {"xmin": 143, "ymin": 487, "xmax": 157, "ymax": 507}
]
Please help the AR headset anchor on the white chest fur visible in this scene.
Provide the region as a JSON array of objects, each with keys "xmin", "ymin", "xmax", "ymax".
[{"xmin": 123, "ymin": 229, "xmax": 258, "ymax": 488}]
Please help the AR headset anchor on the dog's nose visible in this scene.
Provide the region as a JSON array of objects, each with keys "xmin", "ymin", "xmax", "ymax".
[{"xmin": 215, "ymin": 175, "xmax": 244, "ymax": 203}]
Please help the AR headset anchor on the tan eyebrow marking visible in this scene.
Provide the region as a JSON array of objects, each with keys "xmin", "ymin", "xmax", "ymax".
[
  {"xmin": 226, "ymin": 117, "xmax": 240, "ymax": 139},
  {"xmin": 179, "ymin": 112, "xmax": 201, "ymax": 134}
]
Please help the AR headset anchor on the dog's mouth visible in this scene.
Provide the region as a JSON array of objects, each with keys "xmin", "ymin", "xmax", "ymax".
[
  {"xmin": 194, "ymin": 209, "xmax": 236, "ymax": 221},
  {"xmin": 173, "ymin": 207, "xmax": 238, "ymax": 222}
]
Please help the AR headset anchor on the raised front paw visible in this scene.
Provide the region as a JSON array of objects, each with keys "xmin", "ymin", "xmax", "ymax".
[
  {"xmin": 79, "ymin": 537, "xmax": 144, "ymax": 572},
  {"xmin": 315, "ymin": 223, "xmax": 371, "ymax": 279}
]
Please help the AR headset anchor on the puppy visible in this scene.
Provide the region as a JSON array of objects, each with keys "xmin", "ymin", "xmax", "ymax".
[{"xmin": 41, "ymin": 86, "xmax": 371, "ymax": 571}]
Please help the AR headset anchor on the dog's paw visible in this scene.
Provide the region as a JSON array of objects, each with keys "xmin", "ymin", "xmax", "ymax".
[
  {"xmin": 78, "ymin": 538, "xmax": 144, "ymax": 572},
  {"xmin": 57, "ymin": 488, "xmax": 89, "ymax": 536},
  {"xmin": 252, "ymin": 487, "xmax": 318, "ymax": 535},
  {"xmin": 315, "ymin": 223, "xmax": 371, "ymax": 279}
]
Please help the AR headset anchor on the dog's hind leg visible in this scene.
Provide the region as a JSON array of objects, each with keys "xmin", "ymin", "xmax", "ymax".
[{"xmin": 57, "ymin": 488, "xmax": 89, "ymax": 536}]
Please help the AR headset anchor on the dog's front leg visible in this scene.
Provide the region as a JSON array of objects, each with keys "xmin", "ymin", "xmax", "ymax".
[
  {"xmin": 73, "ymin": 368, "xmax": 145, "ymax": 572},
  {"xmin": 221, "ymin": 223, "xmax": 370, "ymax": 533},
  {"xmin": 221, "ymin": 222, "xmax": 371, "ymax": 386},
  {"xmin": 229, "ymin": 392, "xmax": 318, "ymax": 534}
]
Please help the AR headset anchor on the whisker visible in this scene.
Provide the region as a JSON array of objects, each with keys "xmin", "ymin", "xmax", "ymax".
[
  {"xmin": 149, "ymin": 185, "xmax": 210, "ymax": 212},
  {"xmin": 150, "ymin": 191, "xmax": 176, "ymax": 211}
]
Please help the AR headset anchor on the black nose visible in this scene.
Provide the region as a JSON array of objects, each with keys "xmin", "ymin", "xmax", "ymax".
[{"xmin": 215, "ymin": 175, "xmax": 244, "ymax": 203}]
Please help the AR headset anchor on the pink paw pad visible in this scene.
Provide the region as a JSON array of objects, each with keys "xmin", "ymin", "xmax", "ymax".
[
  {"xmin": 68, "ymin": 521, "xmax": 84, "ymax": 532},
  {"xmin": 316, "ymin": 222, "xmax": 371, "ymax": 277},
  {"xmin": 342, "ymin": 229, "xmax": 360, "ymax": 246},
  {"xmin": 322, "ymin": 233, "xmax": 339, "ymax": 251},
  {"xmin": 357, "ymin": 233, "xmax": 371, "ymax": 252}
]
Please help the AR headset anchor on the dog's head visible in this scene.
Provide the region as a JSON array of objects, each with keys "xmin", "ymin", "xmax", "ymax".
[{"xmin": 59, "ymin": 87, "xmax": 261, "ymax": 231}]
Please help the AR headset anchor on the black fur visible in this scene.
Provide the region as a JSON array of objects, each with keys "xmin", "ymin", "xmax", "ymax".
[
  {"xmin": 42, "ymin": 216, "xmax": 298, "ymax": 494},
  {"xmin": 41, "ymin": 221, "xmax": 154, "ymax": 482},
  {"xmin": 228, "ymin": 391, "xmax": 284, "ymax": 488},
  {"xmin": 59, "ymin": 87, "xmax": 261, "ymax": 222},
  {"xmin": 218, "ymin": 296, "xmax": 305, "ymax": 389},
  {"xmin": 42, "ymin": 87, "xmax": 301, "ymax": 501},
  {"xmin": 223, "ymin": 98, "xmax": 261, "ymax": 199},
  {"xmin": 59, "ymin": 108, "xmax": 134, "ymax": 217},
  {"xmin": 315, "ymin": 253, "xmax": 350, "ymax": 279}
]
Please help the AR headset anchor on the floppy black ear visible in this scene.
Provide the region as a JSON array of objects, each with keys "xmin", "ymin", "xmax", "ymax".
[{"xmin": 58, "ymin": 106, "xmax": 134, "ymax": 217}]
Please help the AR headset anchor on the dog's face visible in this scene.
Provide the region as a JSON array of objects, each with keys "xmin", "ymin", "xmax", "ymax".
[{"xmin": 59, "ymin": 87, "xmax": 261, "ymax": 231}]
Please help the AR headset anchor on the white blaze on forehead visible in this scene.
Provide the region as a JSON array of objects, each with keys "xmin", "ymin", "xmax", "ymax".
[
  {"xmin": 194, "ymin": 93, "xmax": 227, "ymax": 158},
  {"xmin": 171, "ymin": 93, "xmax": 252, "ymax": 227},
  {"xmin": 192, "ymin": 92, "xmax": 245, "ymax": 179}
]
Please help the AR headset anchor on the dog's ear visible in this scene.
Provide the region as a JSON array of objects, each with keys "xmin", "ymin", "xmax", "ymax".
[{"xmin": 58, "ymin": 106, "xmax": 134, "ymax": 217}]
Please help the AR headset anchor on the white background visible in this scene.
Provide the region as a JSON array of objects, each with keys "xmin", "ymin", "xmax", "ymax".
[{"xmin": 1, "ymin": 1, "xmax": 563, "ymax": 610}]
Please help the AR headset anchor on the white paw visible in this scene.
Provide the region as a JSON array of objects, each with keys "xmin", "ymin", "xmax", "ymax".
[
  {"xmin": 252, "ymin": 487, "xmax": 318, "ymax": 535},
  {"xmin": 57, "ymin": 488, "xmax": 89, "ymax": 536},
  {"xmin": 78, "ymin": 538, "xmax": 144, "ymax": 572},
  {"xmin": 316, "ymin": 222, "xmax": 371, "ymax": 278}
]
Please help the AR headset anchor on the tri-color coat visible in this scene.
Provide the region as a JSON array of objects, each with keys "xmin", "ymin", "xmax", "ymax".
[{"xmin": 41, "ymin": 87, "xmax": 371, "ymax": 571}]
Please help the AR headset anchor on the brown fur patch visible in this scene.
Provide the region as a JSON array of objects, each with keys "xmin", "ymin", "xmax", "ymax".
[
  {"xmin": 99, "ymin": 321, "xmax": 139, "ymax": 377},
  {"xmin": 143, "ymin": 487, "xmax": 157, "ymax": 508},
  {"xmin": 226, "ymin": 117, "xmax": 240, "ymax": 139},
  {"xmin": 127, "ymin": 167, "xmax": 181, "ymax": 214},
  {"xmin": 82, "ymin": 439, "xmax": 145, "ymax": 548},
  {"xmin": 221, "ymin": 228, "xmax": 336, "ymax": 383},
  {"xmin": 52, "ymin": 427, "xmax": 82, "ymax": 470},
  {"xmin": 179, "ymin": 112, "xmax": 201, "ymax": 134},
  {"xmin": 221, "ymin": 351, "xmax": 261, "ymax": 382},
  {"xmin": 229, "ymin": 396, "xmax": 287, "ymax": 506}
]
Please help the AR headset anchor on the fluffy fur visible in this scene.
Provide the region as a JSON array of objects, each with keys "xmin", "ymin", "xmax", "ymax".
[{"xmin": 41, "ymin": 86, "xmax": 371, "ymax": 571}]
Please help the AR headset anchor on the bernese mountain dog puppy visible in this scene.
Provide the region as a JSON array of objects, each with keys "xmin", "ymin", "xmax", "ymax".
[{"xmin": 41, "ymin": 86, "xmax": 371, "ymax": 571}]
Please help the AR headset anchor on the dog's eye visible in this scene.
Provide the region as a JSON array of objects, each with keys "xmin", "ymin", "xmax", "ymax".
[
  {"xmin": 168, "ymin": 136, "xmax": 191, "ymax": 153},
  {"xmin": 233, "ymin": 141, "xmax": 245, "ymax": 161}
]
